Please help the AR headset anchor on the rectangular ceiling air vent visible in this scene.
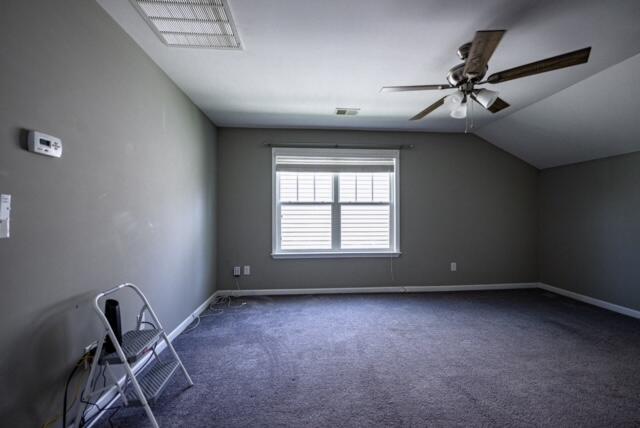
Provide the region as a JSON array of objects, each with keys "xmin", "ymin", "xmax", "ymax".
[
  {"xmin": 131, "ymin": 0, "xmax": 242, "ymax": 49},
  {"xmin": 335, "ymin": 108, "xmax": 360, "ymax": 116}
]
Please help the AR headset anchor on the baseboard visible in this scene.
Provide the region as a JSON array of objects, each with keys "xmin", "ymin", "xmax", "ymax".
[
  {"xmin": 538, "ymin": 282, "xmax": 640, "ymax": 319},
  {"xmin": 217, "ymin": 282, "xmax": 538, "ymax": 297},
  {"xmin": 81, "ymin": 291, "xmax": 220, "ymax": 428}
]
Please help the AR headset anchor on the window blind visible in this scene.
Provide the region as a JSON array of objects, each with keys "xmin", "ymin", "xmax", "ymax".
[
  {"xmin": 341, "ymin": 205, "xmax": 390, "ymax": 249},
  {"xmin": 275, "ymin": 155, "xmax": 395, "ymax": 173},
  {"xmin": 280, "ymin": 204, "xmax": 332, "ymax": 250}
]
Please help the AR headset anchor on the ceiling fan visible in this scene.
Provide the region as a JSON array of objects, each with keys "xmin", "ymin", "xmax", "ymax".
[{"xmin": 381, "ymin": 30, "xmax": 591, "ymax": 122}]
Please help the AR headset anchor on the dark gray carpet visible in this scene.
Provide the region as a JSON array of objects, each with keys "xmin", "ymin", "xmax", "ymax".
[{"xmin": 98, "ymin": 290, "xmax": 640, "ymax": 427}]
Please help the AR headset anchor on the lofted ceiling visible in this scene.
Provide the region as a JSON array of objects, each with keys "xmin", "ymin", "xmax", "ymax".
[
  {"xmin": 477, "ymin": 53, "xmax": 640, "ymax": 169},
  {"xmin": 97, "ymin": 0, "xmax": 640, "ymax": 167}
]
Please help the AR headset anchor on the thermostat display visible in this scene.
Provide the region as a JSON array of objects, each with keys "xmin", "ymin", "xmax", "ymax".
[{"xmin": 27, "ymin": 131, "xmax": 62, "ymax": 158}]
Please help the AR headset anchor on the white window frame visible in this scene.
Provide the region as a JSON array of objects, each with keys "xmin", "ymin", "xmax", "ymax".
[{"xmin": 271, "ymin": 147, "xmax": 401, "ymax": 259}]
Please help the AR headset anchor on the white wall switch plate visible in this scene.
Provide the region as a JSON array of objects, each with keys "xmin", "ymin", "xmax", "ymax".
[
  {"xmin": 233, "ymin": 266, "xmax": 241, "ymax": 277},
  {"xmin": 0, "ymin": 194, "xmax": 11, "ymax": 239},
  {"xmin": 243, "ymin": 265, "xmax": 251, "ymax": 275},
  {"xmin": 450, "ymin": 262, "xmax": 457, "ymax": 272}
]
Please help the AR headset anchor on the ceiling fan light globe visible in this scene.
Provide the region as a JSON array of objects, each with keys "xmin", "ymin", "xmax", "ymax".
[
  {"xmin": 475, "ymin": 89, "xmax": 499, "ymax": 108},
  {"xmin": 445, "ymin": 93, "xmax": 464, "ymax": 106},
  {"xmin": 450, "ymin": 104, "xmax": 467, "ymax": 119}
]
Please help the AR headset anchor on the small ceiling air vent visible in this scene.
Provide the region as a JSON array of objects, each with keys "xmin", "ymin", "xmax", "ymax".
[
  {"xmin": 335, "ymin": 108, "xmax": 360, "ymax": 116},
  {"xmin": 131, "ymin": 0, "xmax": 242, "ymax": 49}
]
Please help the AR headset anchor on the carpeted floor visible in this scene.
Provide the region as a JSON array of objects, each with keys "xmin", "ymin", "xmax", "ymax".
[{"xmin": 98, "ymin": 289, "xmax": 640, "ymax": 427}]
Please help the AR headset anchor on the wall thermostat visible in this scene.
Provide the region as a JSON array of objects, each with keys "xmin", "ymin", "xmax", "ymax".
[{"xmin": 27, "ymin": 131, "xmax": 62, "ymax": 158}]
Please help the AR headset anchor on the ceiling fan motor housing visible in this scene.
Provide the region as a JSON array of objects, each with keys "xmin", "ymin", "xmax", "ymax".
[
  {"xmin": 457, "ymin": 42, "xmax": 472, "ymax": 60},
  {"xmin": 447, "ymin": 63, "xmax": 488, "ymax": 86},
  {"xmin": 446, "ymin": 63, "xmax": 466, "ymax": 86}
]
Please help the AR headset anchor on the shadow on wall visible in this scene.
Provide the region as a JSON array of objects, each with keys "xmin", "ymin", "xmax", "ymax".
[
  {"xmin": 0, "ymin": 291, "xmax": 102, "ymax": 426},
  {"xmin": 17, "ymin": 129, "xmax": 29, "ymax": 151}
]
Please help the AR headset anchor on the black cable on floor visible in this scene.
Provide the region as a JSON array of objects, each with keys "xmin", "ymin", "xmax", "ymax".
[{"xmin": 62, "ymin": 361, "xmax": 82, "ymax": 428}]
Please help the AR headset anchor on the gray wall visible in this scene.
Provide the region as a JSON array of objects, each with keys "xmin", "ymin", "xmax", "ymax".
[
  {"xmin": 539, "ymin": 151, "xmax": 640, "ymax": 311},
  {"xmin": 0, "ymin": 0, "xmax": 217, "ymax": 425},
  {"xmin": 217, "ymin": 128, "xmax": 538, "ymax": 291}
]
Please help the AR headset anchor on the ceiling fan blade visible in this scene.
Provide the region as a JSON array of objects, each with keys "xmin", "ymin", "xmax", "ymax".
[
  {"xmin": 463, "ymin": 30, "xmax": 506, "ymax": 79},
  {"xmin": 380, "ymin": 84, "xmax": 452, "ymax": 93},
  {"xmin": 471, "ymin": 94, "xmax": 510, "ymax": 113},
  {"xmin": 410, "ymin": 97, "xmax": 446, "ymax": 120},
  {"xmin": 487, "ymin": 47, "xmax": 591, "ymax": 84},
  {"xmin": 487, "ymin": 97, "xmax": 510, "ymax": 113}
]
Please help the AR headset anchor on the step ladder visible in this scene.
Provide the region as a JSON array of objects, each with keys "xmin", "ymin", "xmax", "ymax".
[{"xmin": 74, "ymin": 283, "xmax": 193, "ymax": 428}]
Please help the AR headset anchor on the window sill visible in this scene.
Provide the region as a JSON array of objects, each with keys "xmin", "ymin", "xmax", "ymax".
[{"xmin": 271, "ymin": 251, "xmax": 401, "ymax": 259}]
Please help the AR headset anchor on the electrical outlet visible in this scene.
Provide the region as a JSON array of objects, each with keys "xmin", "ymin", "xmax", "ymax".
[
  {"xmin": 450, "ymin": 262, "xmax": 457, "ymax": 272},
  {"xmin": 243, "ymin": 265, "xmax": 251, "ymax": 275},
  {"xmin": 233, "ymin": 266, "xmax": 241, "ymax": 277}
]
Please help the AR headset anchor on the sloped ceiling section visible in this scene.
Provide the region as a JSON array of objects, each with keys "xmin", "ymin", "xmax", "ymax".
[
  {"xmin": 97, "ymin": 0, "xmax": 640, "ymax": 134},
  {"xmin": 97, "ymin": 0, "xmax": 640, "ymax": 168},
  {"xmin": 476, "ymin": 53, "xmax": 640, "ymax": 169}
]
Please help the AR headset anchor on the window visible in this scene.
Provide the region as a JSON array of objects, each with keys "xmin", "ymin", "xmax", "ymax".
[{"xmin": 272, "ymin": 148, "xmax": 400, "ymax": 258}]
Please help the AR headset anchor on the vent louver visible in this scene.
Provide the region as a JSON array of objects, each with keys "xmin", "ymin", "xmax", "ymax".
[{"xmin": 131, "ymin": 0, "xmax": 242, "ymax": 49}]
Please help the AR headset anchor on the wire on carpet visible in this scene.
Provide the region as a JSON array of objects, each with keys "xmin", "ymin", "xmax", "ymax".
[{"xmin": 183, "ymin": 294, "xmax": 246, "ymax": 334}]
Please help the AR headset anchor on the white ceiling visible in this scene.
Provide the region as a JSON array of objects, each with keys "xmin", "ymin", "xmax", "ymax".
[
  {"xmin": 98, "ymin": 0, "xmax": 640, "ymax": 166},
  {"xmin": 477, "ymin": 53, "xmax": 640, "ymax": 169}
]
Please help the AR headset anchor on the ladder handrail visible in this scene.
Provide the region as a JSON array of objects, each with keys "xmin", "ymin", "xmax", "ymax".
[{"xmin": 93, "ymin": 283, "xmax": 166, "ymax": 333}]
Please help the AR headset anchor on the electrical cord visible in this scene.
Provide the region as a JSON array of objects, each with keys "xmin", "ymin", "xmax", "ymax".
[
  {"xmin": 75, "ymin": 348, "xmax": 149, "ymax": 427},
  {"xmin": 42, "ymin": 360, "xmax": 89, "ymax": 428},
  {"xmin": 139, "ymin": 320, "xmax": 157, "ymax": 329},
  {"xmin": 101, "ymin": 366, "xmax": 108, "ymax": 389},
  {"xmin": 79, "ymin": 397, "xmax": 122, "ymax": 428},
  {"xmin": 183, "ymin": 314, "xmax": 201, "ymax": 334},
  {"xmin": 183, "ymin": 293, "xmax": 247, "ymax": 334},
  {"xmin": 62, "ymin": 352, "xmax": 92, "ymax": 428},
  {"xmin": 62, "ymin": 364, "xmax": 80, "ymax": 427},
  {"xmin": 79, "ymin": 352, "xmax": 157, "ymax": 428},
  {"xmin": 214, "ymin": 295, "xmax": 246, "ymax": 308},
  {"xmin": 107, "ymin": 406, "xmax": 122, "ymax": 427}
]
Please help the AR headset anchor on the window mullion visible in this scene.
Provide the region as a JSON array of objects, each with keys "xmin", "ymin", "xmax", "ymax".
[
  {"xmin": 370, "ymin": 174, "xmax": 374, "ymax": 201},
  {"xmin": 355, "ymin": 174, "xmax": 358, "ymax": 201},
  {"xmin": 331, "ymin": 174, "xmax": 340, "ymax": 251},
  {"xmin": 389, "ymin": 173, "xmax": 394, "ymax": 250}
]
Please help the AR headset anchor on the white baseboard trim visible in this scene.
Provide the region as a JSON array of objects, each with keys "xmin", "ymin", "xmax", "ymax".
[
  {"xmin": 217, "ymin": 282, "xmax": 538, "ymax": 297},
  {"xmin": 220, "ymin": 282, "xmax": 640, "ymax": 319},
  {"xmin": 538, "ymin": 282, "xmax": 640, "ymax": 319},
  {"xmin": 81, "ymin": 291, "xmax": 220, "ymax": 428}
]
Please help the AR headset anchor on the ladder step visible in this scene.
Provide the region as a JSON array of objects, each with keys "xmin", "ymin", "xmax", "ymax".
[
  {"xmin": 126, "ymin": 360, "xmax": 180, "ymax": 405},
  {"xmin": 101, "ymin": 329, "xmax": 163, "ymax": 364}
]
